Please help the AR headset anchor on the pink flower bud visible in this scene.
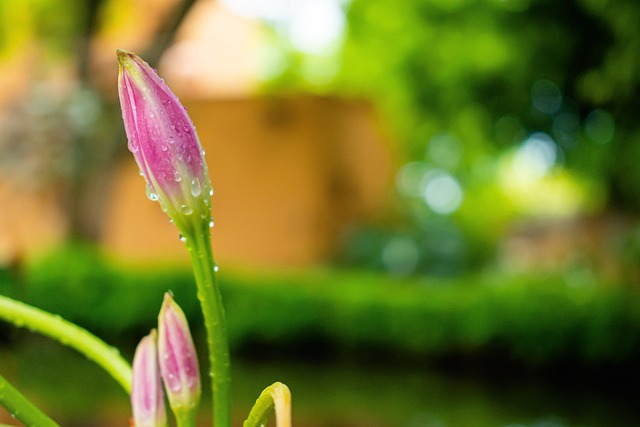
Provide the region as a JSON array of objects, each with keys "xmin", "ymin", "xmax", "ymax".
[
  {"xmin": 157, "ymin": 293, "xmax": 201, "ymax": 416},
  {"xmin": 131, "ymin": 330, "xmax": 167, "ymax": 427},
  {"xmin": 116, "ymin": 49, "xmax": 212, "ymax": 230}
]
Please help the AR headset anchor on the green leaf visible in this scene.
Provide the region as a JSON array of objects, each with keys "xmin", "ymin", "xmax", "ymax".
[{"xmin": 0, "ymin": 372, "xmax": 60, "ymax": 427}]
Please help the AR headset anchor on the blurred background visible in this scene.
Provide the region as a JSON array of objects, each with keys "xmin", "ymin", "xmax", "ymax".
[{"xmin": 1, "ymin": 0, "xmax": 640, "ymax": 425}]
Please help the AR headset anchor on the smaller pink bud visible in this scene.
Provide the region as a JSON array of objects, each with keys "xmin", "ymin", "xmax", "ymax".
[
  {"xmin": 157, "ymin": 293, "xmax": 201, "ymax": 419},
  {"xmin": 131, "ymin": 330, "xmax": 167, "ymax": 427}
]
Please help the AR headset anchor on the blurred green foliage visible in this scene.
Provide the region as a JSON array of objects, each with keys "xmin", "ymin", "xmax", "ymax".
[
  {"xmin": 269, "ymin": 0, "xmax": 640, "ymax": 275},
  {"xmin": 335, "ymin": 0, "xmax": 640, "ymax": 204},
  {"xmin": 2, "ymin": 245, "xmax": 639, "ymax": 371}
]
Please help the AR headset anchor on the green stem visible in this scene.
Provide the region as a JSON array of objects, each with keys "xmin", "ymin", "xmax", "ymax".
[
  {"xmin": 243, "ymin": 382, "xmax": 291, "ymax": 427},
  {"xmin": 0, "ymin": 295, "xmax": 132, "ymax": 393},
  {"xmin": 185, "ymin": 222, "xmax": 231, "ymax": 427},
  {"xmin": 0, "ymin": 372, "xmax": 60, "ymax": 427}
]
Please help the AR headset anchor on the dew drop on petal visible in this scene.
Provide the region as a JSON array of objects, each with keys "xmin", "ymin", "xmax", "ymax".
[
  {"xmin": 181, "ymin": 205, "xmax": 193, "ymax": 215},
  {"xmin": 179, "ymin": 234, "xmax": 186, "ymax": 242},
  {"xmin": 191, "ymin": 178, "xmax": 202, "ymax": 197},
  {"xmin": 170, "ymin": 380, "xmax": 181, "ymax": 392},
  {"xmin": 145, "ymin": 184, "xmax": 159, "ymax": 201},
  {"xmin": 209, "ymin": 220, "xmax": 215, "ymax": 228},
  {"xmin": 213, "ymin": 264, "xmax": 219, "ymax": 273},
  {"xmin": 128, "ymin": 140, "xmax": 138, "ymax": 153},
  {"xmin": 161, "ymin": 145, "xmax": 168, "ymax": 152}
]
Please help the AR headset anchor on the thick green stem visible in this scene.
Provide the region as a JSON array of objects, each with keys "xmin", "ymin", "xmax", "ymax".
[
  {"xmin": 0, "ymin": 372, "xmax": 60, "ymax": 427},
  {"xmin": 185, "ymin": 223, "xmax": 231, "ymax": 427},
  {"xmin": 175, "ymin": 407, "xmax": 198, "ymax": 427},
  {"xmin": 0, "ymin": 295, "xmax": 132, "ymax": 393}
]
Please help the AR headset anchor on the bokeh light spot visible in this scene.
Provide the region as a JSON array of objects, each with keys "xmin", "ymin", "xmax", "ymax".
[
  {"xmin": 421, "ymin": 170, "xmax": 464, "ymax": 215},
  {"xmin": 428, "ymin": 133, "xmax": 462, "ymax": 170},
  {"xmin": 513, "ymin": 132, "xmax": 557, "ymax": 182},
  {"xmin": 381, "ymin": 236, "xmax": 419, "ymax": 276},
  {"xmin": 531, "ymin": 79, "xmax": 562, "ymax": 115},
  {"xmin": 584, "ymin": 109, "xmax": 614, "ymax": 144}
]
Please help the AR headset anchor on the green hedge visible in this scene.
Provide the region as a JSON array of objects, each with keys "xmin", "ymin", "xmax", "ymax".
[{"xmin": 2, "ymin": 245, "xmax": 640, "ymax": 369}]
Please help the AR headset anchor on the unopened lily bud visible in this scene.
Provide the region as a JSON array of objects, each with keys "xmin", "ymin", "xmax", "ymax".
[
  {"xmin": 131, "ymin": 330, "xmax": 167, "ymax": 427},
  {"xmin": 157, "ymin": 293, "xmax": 201, "ymax": 421},
  {"xmin": 116, "ymin": 49, "xmax": 212, "ymax": 234}
]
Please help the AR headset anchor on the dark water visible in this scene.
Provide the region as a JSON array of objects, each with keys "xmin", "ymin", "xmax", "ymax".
[{"xmin": 0, "ymin": 340, "xmax": 638, "ymax": 426}]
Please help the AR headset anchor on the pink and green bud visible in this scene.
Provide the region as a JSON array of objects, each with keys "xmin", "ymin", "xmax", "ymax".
[
  {"xmin": 131, "ymin": 330, "xmax": 167, "ymax": 427},
  {"xmin": 116, "ymin": 49, "xmax": 212, "ymax": 233},
  {"xmin": 158, "ymin": 293, "xmax": 201, "ymax": 420}
]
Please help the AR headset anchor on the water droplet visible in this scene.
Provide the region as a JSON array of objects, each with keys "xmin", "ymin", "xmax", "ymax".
[
  {"xmin": 149, "ymin": 113, "xmax": 155, "ymax": 118},
  {"xmin": 170, "ymin": 124, "xmax": 176, "ymax": 130},
  {"xmin": 190, "ymin": 178, "xmax": 202, "ymax": 197},
  {"xmin": 174, "ymin": 172, "xmax": 182, "ymax": 182},
  {"xmin": 213, "ymin": 264, "xmax": 219, "ymax": 273},
  {"xmin": 179, "ymin": 234, "xmax": 186, "ymax": 242},
  {"xmin": 168, "ymin": 136, "xmax": 174, "ymax": 144},
  {"xmin": 145, "ymin": 184, "xmax": 159, "ymax": 201},
  {"xmin": 161, "ymin": 145, "xmax": 168, "ymax": 152},
  {"xmin": 183, "ymin": 126, "xmax": 191, "ymax": 133},
  {"xmin": 128, "ymin": 140, "xmax": 138, "ymax": 153},
  {"xmin": 181, "ymin": 205, "xmax": 193, "ymax": 215},
  {"xmin": 139, "ymin": 170, "xmax": 144, "ymax": 176},
  {"xmin": 209, "ymin": 220, "xmax": 215, "ymax": 228},
  {"xmin": 209, "ymin": 188, "xmax": 214, "ymax": 197}
]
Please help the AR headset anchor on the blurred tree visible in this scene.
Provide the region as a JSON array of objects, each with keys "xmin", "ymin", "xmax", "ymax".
[
  {"xmin": 0, "ymin": 0, "xmax": 197, "ymax": 241},
  {"xmin": 265, "ymin": 0, "xmax": 640, "ymax": 274}
]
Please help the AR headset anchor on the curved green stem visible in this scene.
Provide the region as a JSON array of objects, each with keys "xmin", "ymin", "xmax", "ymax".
[
  {"xmin": 185, "ymin": 222, "xmax": 231, "ymax": 427},
  {"xmin": 243, "ymin": 382, "xmax": 291, "ymax": 427},
  {"xmin": 0, "ymin": 372, "xmax": 60, "ymax": 427},
  {"xmin": 0, "ymin": 295, "xmax": 132, "ymax": 393}
]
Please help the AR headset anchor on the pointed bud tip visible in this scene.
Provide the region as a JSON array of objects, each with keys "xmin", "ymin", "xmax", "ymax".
[
  {"xmin": 162, "ymin": 292, "xmax": 174, "ymax": 308},
  {"xmin": 116, "ymin": 48, "xmax": 135, "ymax": 66}
]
